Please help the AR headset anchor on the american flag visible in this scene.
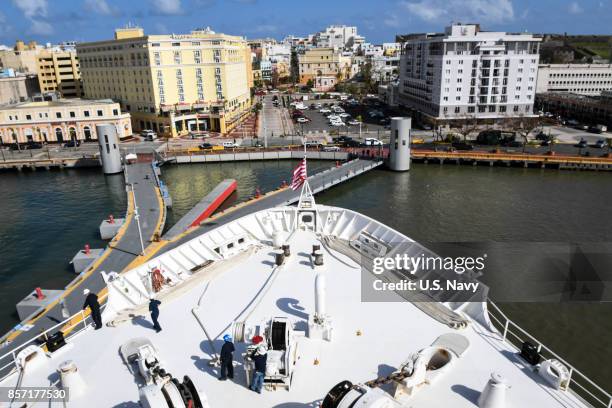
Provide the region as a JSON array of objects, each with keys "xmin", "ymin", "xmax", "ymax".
[{"xmin": 290, "ymin": 158, "xmax": 307, "ymax": 190}]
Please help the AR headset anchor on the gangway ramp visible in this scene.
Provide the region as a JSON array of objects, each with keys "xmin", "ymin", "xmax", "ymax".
[{"xmin": 163, "ymin": 179, "xmax": 237, "ymax": 240}]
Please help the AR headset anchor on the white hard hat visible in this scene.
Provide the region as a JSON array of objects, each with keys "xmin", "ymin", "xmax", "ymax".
[{"xmin": 83, "ymin": 288, "xmax": 90, "ymax": 295}]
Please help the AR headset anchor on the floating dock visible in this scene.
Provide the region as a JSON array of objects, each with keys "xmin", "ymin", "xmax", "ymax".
[
  {"xmin": 163, "ymin": 179, "xmax": 237, "ymax": 240},
  {"xmin": 0, "ymin": 154, "xmax": 167, "ymax": 366}
]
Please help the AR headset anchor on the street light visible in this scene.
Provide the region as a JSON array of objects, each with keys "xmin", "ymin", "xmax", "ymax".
[{"xmin": 131, "ymin": 183, "xmax": 146, "ymax": 256}]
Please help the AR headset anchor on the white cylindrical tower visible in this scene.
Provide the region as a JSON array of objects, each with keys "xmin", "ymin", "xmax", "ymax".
[
  {"xmin": 388, "ymin": 117, "xmax": 411, "ymax": 172},
  {"xmin": 96, "ymin": 124, "xmax": 123, "ymax": 174},
  {"xmin": 315, "ymin": 273, "xmax": 326, "ymax": 317}
]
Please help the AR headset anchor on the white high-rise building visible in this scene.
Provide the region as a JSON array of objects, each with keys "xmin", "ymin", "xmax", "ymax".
[
  {"xmin": 398, "ymin": 24, "xmax": 541, "ymax": 121},
  {"xmin": 314, "ymin": 25, "xmax": 364, "ymax": 50}
]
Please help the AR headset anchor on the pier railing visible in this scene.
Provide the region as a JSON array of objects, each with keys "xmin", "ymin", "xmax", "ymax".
[
  {"xmin": 487, "ymin": 301, "xmax": 612, "ymax": 408},
  {"xmin": 0, "ymin": 306, "xmax": 103, "ymax": 382}
]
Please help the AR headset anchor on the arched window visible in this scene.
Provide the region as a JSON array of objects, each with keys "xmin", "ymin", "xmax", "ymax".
[
  {"xmin": 83, "ymin": 126, "xmax": 92, "ymax": 141},
  {"xmin": 69, "ymin": 127, "xmax": 77, "ymax": 141},
  {"xmin": 55, "ymin": 128, "xmax": 64, "ymax": 143}
]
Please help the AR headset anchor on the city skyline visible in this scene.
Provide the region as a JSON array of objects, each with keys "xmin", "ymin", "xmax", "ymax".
[{"xmin": 0, "ymin": 0, "xmax": 611, "ymax": 46}]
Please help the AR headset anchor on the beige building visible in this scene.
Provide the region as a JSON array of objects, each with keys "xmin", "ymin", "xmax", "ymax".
[
  {"xmin": 77, "ymin": 27, "xmax": 253, "ymax": 137},
  {"xmin": 0, "ymin": 99, "xmax": 131, "ymax": 145},
  {"xmin": 37, "ymin": 50, "xmax": 82, "ymax": 97},
  {"xmin": 298, "ymin": 48, "xmax": 353, "ymax": 91},
  {"xmin": 0, "ymin": 75, "xmax": 40, "ymax": 105},
  {"xmin": 0, "ymin": 41, "xmax": 41, "ymax": 74}
]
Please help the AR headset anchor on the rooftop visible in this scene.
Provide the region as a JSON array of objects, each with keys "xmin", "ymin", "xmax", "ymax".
[{"xmin": 0, "ymin": 98, "xmax": 118, "ymax": 111}]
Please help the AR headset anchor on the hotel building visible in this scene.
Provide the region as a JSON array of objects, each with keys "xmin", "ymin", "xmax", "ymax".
[{"xmin": 76, "ymin": 27, "xmax": 252, "ymax": 137}]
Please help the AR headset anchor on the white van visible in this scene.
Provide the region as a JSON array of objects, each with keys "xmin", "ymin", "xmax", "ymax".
[
  {"xmin": 222, "ymin": 141, "xmax": 238, "ymax": 148},
  {"xmin": 141, "ymin": 129, "xmax": 157, "ymax": 141}
]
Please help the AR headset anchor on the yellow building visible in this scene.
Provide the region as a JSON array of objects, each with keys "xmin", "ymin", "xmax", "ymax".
[
  {"xmin": 0, "ymin": 40, "xmax": 41, "ymax": 74},
  {"xmin": 76, "ymin": 27, "xmax": 253, "ymax": 137},
  {"xmin": 298, "ymin": 48, "xmax": 354, "ymax": 91},
  {"xmin": 37, "ymin": 50, "xmax": 82, "ymax": 97},
  {"xmin": 0, "ymin": 98, "xmax": 131, "ymax": 145}
]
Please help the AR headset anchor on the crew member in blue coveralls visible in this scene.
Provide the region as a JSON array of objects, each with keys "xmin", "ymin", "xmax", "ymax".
[
  {"xmin": 149, "ymin": 298, "xmax": 162, "ymax": 332},
  {"xmin": 219, "ymin": 334, "xmax": 235, "ymax": 380}
]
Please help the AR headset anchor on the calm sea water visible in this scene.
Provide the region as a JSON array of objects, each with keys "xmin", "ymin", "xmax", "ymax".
[
  {"xmin": 0, "ymin": 161, "xmax": 610, "ymax": 389},
  {"xmin": 0, "ymin": 169, "xmax": 126, "ymax": 328}
]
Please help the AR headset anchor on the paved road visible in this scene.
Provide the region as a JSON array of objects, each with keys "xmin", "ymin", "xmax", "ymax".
[
  {"xmin": 258, "ymin": 95, "xmax": 295, "ymax": 140},
  {"xmin": 0, "ymin": 159, "xmax": 164, "ymax": 370}
]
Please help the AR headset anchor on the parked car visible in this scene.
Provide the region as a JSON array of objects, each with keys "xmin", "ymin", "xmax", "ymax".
[
  {"xmin": 323, "ymin": 145, "xmax": 341, "ymax": 152},
  {"xmin": 63, "ymin": 140, "xmax": 81, "ymax": 148},
  {"xmin": 319, "ymin": 108, "xmax": 331, "ymax": 114},
  {"xmin": 594, "ymin": 139, "xmax": 607, "ymax": 149},
  {"xmin": 576, "ymin": 139, "xmax": 588, "ymax": 148},
  {"xmin": 339, "ymin": 113, "xmax": 351, "ymax": 118},
  {"xmin": 222, "ymin": 141, "xmax": 238, "ymax": 148},
  {"xmin": 199, "ymin": 142, "xmax": 214, "ymax": 150},
  {"xmin": 25, "ymin": 142, "xmax": 43, "ymax": 150},
  {"xmin": 304, "ymin": 141, "xmax": 322, "ymax": 148},
  {"xmin": 296, "ymin": 117, "xmax": 310, "ymax": 123},
  {"xmin": 340, "ymin": 139, "xmax": 361, "ymax": 147},
  {"xmin": 347, "ymin": 119, "xmax": 362, "ymax": 126},
  {"xmin": 363, "ymin": 138, "xmax": 383, "ymax": 146},
  {"xmin": 451, "ymin": 142, "xmax": 474, "ymax": 151},
  {"xmin": 141, "ymin": 129, "xmax": 157, "ymax": 141}
]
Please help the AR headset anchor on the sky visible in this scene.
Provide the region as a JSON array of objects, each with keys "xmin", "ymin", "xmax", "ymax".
[{"xmin": 0, "ymin": 0, "xmax": 610, "ymax": 46}]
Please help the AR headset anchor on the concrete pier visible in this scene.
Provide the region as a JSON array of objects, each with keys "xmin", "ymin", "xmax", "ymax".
[
  {"xmin": 71, "ymin": 247, "xmax": 104, "ymax": 274},
  {"xmin": 99, "ymin": 217, "xmax": 125, "ymax": 240},
  {"xmin": 16, "ymin": 289, "xmax": 63, "ymax": 321}
]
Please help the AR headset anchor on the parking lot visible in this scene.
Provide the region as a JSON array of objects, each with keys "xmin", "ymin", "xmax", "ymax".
[{"xmin": 288, "ymin": 99, "xmax": 391, "ymax": 142}]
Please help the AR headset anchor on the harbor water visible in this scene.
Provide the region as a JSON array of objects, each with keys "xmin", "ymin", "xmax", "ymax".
[{"xmin": 0, "ymin": 160, "xmax": 610, "ymax": 389}]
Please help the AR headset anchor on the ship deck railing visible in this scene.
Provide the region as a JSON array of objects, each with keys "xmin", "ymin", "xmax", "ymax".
[
  {"xmin": 488, "ymin": 301, "xmax": 612, "ymax": 408},
  {"xmin": 0, "ymin": 304, "xmax": 105, "ymax": 383}
]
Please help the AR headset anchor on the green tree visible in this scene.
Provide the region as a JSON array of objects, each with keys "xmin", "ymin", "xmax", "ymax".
[{"xmin": 290, "ymin": 50, "xmax": 300, "ymax": 85}]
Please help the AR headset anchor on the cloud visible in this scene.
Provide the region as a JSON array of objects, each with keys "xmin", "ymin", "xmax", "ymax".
[
  {"xmin": 84, "ymin": 0, "xmax": 118, "ymax": 16},
  {"xmin": 568, "ymin": 1, "xmax": 583, "ymax": 13},
  {"xmin": 251, "ymin": 24, "xmax": 278, "ymax": 33},
  {"xmin": 400, "ymin": 0, "xmax": 515, "ymax": 24},
  {"xmin": 151, "ymin": 0, "xmax": 183, "ymax": 15},
  {"xmin": 0, "ymin": 11, "xmax": 12, "ymax": 35},
  {"xmin": 30, "ymin": 20, "xmax": 54, "ymax": 35},
  {"xmin": 11, "ymin": 0, "xmax": 48, "ymax": 19},
  {"xmin": 11, "ymin": 0, "xmax": 54, "ymax": 35},
  {"xmin": 383, "ymin": 14, "xmax": 401, "ymax": 28}
]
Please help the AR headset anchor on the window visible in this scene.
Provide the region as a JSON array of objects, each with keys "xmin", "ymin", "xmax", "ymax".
[
  {"xmin": 113, "ymin": 109, "xmax": 118, "ymax": 116},
  {"xmin": 173, "ymin": 51, "xmax": 181, "ymax": 64},
  {"xmin": 56, "ymin": 112, "xmax": 62, "ymax": 119},
  {"xmin": 26, "ymin": 114, "xmax": 32, "ymax": 120},
  {"xmin": 84, "ymin": 110, "xmax": 90, "ymax": 117},
  {"xmin": 194, "ymin": 50, "xmax": 201, "ymax": 64},
  {"xmin": 97, "ymin": 110, "xmax": 103, "ymax": 117},
  {"xmin": 69, "ymin": 111, "xmax": 75, "ymax": 118}
]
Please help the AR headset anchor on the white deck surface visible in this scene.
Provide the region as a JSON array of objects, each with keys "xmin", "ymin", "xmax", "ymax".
[{"xmin": 2, "ymin": 230, "xmax": 589, "ymax": 408}]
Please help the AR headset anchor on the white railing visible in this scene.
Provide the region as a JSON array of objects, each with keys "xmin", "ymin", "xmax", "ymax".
[
  {"xmin": 0, "ymin": 307, "xmax": 100, "ymax": 383},
  {"xmin": 487, "ymin": 301, "xmax": 612, "ymax": 408}
]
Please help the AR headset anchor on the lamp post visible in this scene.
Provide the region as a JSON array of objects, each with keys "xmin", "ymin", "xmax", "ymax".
[{"xmin": 131, "ymin": 183, "xmax": 146, "ymax": 256}]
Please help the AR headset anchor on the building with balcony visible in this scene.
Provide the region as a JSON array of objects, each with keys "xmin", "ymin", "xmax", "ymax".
[
  {"xmin": 36, "ymin": 50, "xmax": 83, "ymax": 97},
  {"xmin": 298, "ymin": 48, "xmax": 355, "ymax": 91},
  {"xmin": 398, "ymin": 24, "xmax": 541, "ymax": 122},
  {"xmin": 536, "ymin": 64, "xmax": 612, "ymax": 96},
  {"xmin": 313, "ymin": 25, "xmax": 364, "ymax": 50},
  {"xmin": 0, "ymin": 98, "xmax": 131, "ymax": 145},
  {"xmin": 76, "ymin": 26, "xmax": 252, "ymax": 137}
]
